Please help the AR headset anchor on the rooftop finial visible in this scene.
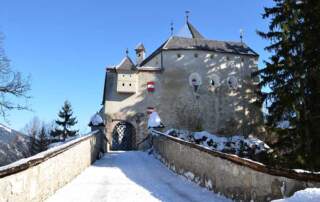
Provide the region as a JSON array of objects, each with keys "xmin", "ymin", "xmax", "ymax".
[
  {"xmin": 170, "ymin": 21, "xmax": 174, "ymax": 36},
  {"xmin": 240, "ymin": 29, "xmax": 244, "ymax": 44},
  {"xmin": 125, "ymin": 48, "xmax": 129, "ymax": 56},
  {"xmin": 185, "ymin": 10, "xmax": 190, "ymax": 22}
]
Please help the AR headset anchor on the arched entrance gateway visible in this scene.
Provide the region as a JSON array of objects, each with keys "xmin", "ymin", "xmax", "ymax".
[{"xmin": 111, "ymin": 121, "xmax": 136, "ymax": 151}]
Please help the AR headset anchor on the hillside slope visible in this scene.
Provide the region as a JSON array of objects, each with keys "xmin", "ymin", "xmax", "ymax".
[{"xmin": 0, "ymin": 124, "xmax": 32, "ymax": 166}]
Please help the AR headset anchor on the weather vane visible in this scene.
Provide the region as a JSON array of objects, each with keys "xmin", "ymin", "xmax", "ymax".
[
  {"xmin": 185, "ymin": 10, "xmax": 190, "ymax": 22},
  {"xmin": 170, "ymin": 21, "xmax": 174, "ymax": 36},
  {"xmin": 240, "ymin": 29, "xmax": 244, "ymax": 44}
]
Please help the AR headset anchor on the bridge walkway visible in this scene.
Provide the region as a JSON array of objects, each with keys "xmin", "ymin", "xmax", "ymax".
[{"xmin": 46, "ymin": 151, "xmax": 229, "ymax": 202}]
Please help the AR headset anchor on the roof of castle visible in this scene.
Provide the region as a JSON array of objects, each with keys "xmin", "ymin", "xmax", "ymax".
[
  {"xmin": 115, "ymin": 56, "xmax": 136, "ymax": 71},
  {"xmin": 139, "ymin": 21, "xmax": 258, "ymax": 66}
]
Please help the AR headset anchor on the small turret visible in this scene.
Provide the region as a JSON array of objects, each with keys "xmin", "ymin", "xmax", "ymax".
[{"xmin": 135, "ymin": 43, "xmax": 145, "ymax": 65}]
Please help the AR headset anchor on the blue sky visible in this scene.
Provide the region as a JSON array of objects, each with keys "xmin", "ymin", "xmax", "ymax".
[{"xmin": 0, "ymin": 0, "xmax": 273, "ymax": 133}]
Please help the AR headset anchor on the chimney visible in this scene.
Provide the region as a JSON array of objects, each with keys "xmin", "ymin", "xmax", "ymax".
[{"xmin": 135, "ymin": 43, "xmax": 145, "ymax": 65}]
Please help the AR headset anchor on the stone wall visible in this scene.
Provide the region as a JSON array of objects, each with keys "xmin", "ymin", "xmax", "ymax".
[
  {"xmin": 152, "ymin": 131, "xmax": 320, "ymax": 202},
  {"xmin": 104, "ymin": 49, "xmax": 265, "ymax": 150},
  {"xmin": 0, "ymin": 130, "xmax": 103, "ymax": 202}
]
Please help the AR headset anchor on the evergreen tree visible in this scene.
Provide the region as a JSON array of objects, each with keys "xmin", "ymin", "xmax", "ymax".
[
  {"xmin": 254, "ymin": 0, "xmax": 320, "ymax": 169},
  {"xmin": 51, "ymin": 101, "xmax": 78, "ymax": 141},
  {"xmin": 30, "ymin": 129, "xmax": 40, "ymax": 155},
  {"xmin": 38, "ymin": 126, "xmax": 49, "ymax": 151}
]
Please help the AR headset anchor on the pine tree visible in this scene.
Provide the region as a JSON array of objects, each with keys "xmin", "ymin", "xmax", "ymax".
[
  {"xmin": 301, "ymin": 0, "xmax": 320, "ymax": 168},
  {"xmin": 30, "ymin": 129, "xmax": 40, "ymax": 155},
  {"xmin": 38, "ymin": 126, "xmax": 49, "ymax": 151},
  {"xmin": 51, "ymin": 101, "xmax": 78, "ymax": 141},
  {"xmin": 254, "ymin": 0, "xmax": 320, "ymax": 169}
]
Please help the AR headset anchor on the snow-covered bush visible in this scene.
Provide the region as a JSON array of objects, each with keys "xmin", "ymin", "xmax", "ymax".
[
  {"xmin": 148, "ymin": 112, "xmax": 162, "ymax": 128},
  {"xmin": 165, "ymin": 129, "xmax": 271, "ymax": 162}
]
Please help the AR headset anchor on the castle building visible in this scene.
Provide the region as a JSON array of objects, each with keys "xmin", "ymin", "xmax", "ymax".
[{"xmin": 102, "ymin": 18, "xmax": 263, "ymax": 151}]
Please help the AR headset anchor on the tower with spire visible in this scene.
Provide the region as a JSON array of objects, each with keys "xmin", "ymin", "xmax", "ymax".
[{"xmin": 102, "ymin": 14, "xmax": 262, "ymax": 151}]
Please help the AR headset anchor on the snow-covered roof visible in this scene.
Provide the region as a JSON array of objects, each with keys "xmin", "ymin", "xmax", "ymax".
[
  {"xmin": 89, "ymin": 114, "xmax": 104, "ymax": 126},
  {"xmin": 137, "ymin": 66, "xmax": 162, "ymax": 71}
]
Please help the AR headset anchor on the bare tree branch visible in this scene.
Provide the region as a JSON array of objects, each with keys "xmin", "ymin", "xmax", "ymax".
[{"xmin": 0, "ymin": 33, "xmax": 31, "ymax": 119}]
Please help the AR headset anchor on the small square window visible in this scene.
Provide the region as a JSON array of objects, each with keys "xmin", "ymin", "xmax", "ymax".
[
  {"xmin": 194, "ymin": 53, "xmax": 198, "ymax": 58},
  {"xmin": 210, "ymin": 54, "xmax": 214, "ymax": 59},
  {"xmin": 177, "ymin": 53, "xmax": 181, "ymax": 58},
  {"xmin": 122, "ymin": 83, "xmax": 125, "ymax": 86}
]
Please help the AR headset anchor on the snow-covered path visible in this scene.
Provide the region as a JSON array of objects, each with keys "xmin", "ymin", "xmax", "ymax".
[{"xmin": 46, "ymin": 151, "xmax": 230, "ymax": 202}]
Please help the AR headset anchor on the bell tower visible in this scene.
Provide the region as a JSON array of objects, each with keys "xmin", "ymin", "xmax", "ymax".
[{"xmin": 135, "ymin": 43, "xmax": 145, "ymax": 65}]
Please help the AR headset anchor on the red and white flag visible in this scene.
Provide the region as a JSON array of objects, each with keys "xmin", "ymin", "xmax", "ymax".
[{"xmin": 147, "ymin": 81, "xmax": 155, "ymax": 92}]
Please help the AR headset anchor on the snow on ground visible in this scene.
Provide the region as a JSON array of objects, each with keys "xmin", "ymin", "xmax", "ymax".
[
  {"xmin": 46, "ymin": 151, "xmax": 230, "ymax": 202},
  {"xmin": 272, "ymin": 188, "xmax": 320, "ymax": 202},
  {"xmin": 48, "ymin": 132, "xmax": 93, "ymax": 149}
]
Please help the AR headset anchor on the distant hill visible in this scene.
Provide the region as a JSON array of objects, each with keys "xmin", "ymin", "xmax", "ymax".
[{"xmin": 0, "ymin": 124, "xmax": 32, "ymax": 167}]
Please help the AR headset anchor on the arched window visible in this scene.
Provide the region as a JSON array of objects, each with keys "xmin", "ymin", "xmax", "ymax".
[{"xmin": 227, "ymin": 76, "xmax": 238, "ymax": 90}]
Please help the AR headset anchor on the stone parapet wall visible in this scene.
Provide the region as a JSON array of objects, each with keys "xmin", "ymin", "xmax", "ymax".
[
  {"xmin": 0, "ymin": 130, "xmax": 103, "ymax": 202},
  {"xmin": 152, "ymin": 130, "xmax": 320, "ymax": 202}
]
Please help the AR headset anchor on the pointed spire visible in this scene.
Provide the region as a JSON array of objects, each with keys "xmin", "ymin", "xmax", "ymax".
[
  {"xmin": 175, "ymin": 11, "xmax": 204, "ymax": 39},
  {"xmin": 186, "ymin": 22, "xmax": 204, "ymax": 38}
]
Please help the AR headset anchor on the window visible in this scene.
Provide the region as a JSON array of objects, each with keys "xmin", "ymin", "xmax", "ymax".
[
  {"xmin": 209, "ymin": 74, "xmax": 220, "ymax": 88},
  {"xmin": 129, "ymin": 83, "xmax": 132, "ymax": 86},
  {"xmin": 122, "ymin": 83, "xmax": 125, "ymax": 86},
  {"xmin": 227, "ymin": 76, "xmax": 238, "ymax": 90},
  {"xmin": 194, "ymin": 53, "xmax": 198, "ymax": 58},
  {"xmin": 211, "ymin": 80, "xmax": 215, "ymax": 86},
  {"xmin": 177, "ymin": 53, "xmax": 181, "ymax": 58}
]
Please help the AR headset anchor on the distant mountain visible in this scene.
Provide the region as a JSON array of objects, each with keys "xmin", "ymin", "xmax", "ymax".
[{"xmin": 0, "ymin": 124, "xmax": 32, "ymax": 167}]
